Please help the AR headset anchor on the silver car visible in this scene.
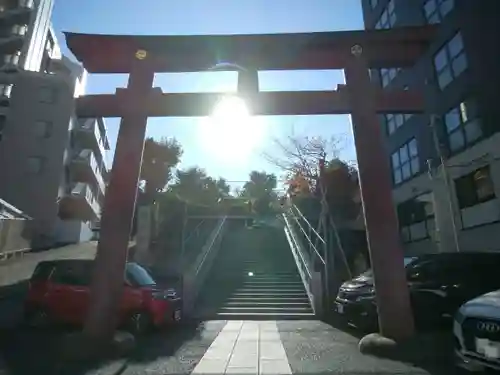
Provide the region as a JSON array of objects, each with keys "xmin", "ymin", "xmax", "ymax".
[{"xmin": 454, "ymin": 289, "xmax": 500, "ymax": 372}]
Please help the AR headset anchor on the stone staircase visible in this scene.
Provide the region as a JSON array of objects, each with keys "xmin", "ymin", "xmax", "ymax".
[{"xmin": 196, "ymin": 219, "xmax": 314, "ymax": 319}]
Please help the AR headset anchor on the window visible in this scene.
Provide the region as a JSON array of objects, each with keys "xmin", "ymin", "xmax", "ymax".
[
  {"xmin": 52, "ymin": 263, "xmax": 91, "ymax": 286},
  {"xmin": 0, "ymin": 116, "xmax": 4, "ymax": 142},
  {"xmin": 379, "ymin": 67, "xmax": 401, "ymax": 87},
  {"xmin": 4, "ymin": 51, "xmax": 20, "ymax": 66},
  {"xmin": 434, "ymin": 32, "xmax": 467, "ymax": 89},
  {"xmin": 375, "ymin": 0, "xmax": 396, "ymax": 29},
  {"xmin": 455, "ymin": 166, "xmax": 495, "ymax": 209},
  {"xmin": 27, "ymin": 156, "xmax": 44, "ymax": 174},
  {"xmin": 370, "ymin": 0, "xmax": 378, "ymax": 9},
  {"xmin": 20, "ymin": 0, "xmax": 34, "ymax": 8},
  {"xmin": 386, "ymin": 114, "xmax": 405, "ymax": 134},
  {"xmin": 0, "ymin": 84, "xmax": 12, "ymax": 98},
  {"xmin": 444, "ymin": 99, "xmax": 481, "ymax": 152},
  {"xmin": 424, "ymin": 0, "xmax": 454, "ymax": 24},
  {"xmin": 38, "ymin": 86, "xmax": 56, "ymax": 103},
  {"xmin": 11, "ymin": 24, "xmax": 27, "ymax": 36},
  {"xmin": 34, "ymin": 121, "xmax": 53, "ymax": 138},
  {"xmin": 397, "ymin": 193, "xmax": 435, "ymax": 243},
  {"xmin": 391, "ymin": 138, "xmax": 420, "ymax": 184}
]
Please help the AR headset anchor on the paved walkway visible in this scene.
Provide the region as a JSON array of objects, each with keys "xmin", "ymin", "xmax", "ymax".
[
  {"xmin": 188, "ymin": 320, "xmax": 452, "ymax": 375},
  {"xmin": 0, "ymin": 320, "xmax": 455, "ymax": 375},
  {"xmin": 193, "ymin": 321, "xmax": 291, "ymax": 374}
]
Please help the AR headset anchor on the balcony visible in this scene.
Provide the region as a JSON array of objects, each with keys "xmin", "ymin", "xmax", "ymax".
[
  {"xmin": 70, "ymin": 149, "xmax": 106, "ymax": 194},
  {"xmin": 73, "ymin": 118, "xmax": 108, "ymax": 164},
  {"xmin": 0, "ymin": 51, "xmax": 21, "ymax": 72},
  {"xmin": 0, "ymin": 83, "xmax": 11, "ymax": 111},
  {"xmin": 0, "ymin": 24, "xmax": 27, "ymax": 53},
  {"xmin": 0, "ymin": 0, "xmax": 33, "ymax": 24},
  {"xmin": 58, "ymin": 183, "xmax": 100, "ymax": 221}
]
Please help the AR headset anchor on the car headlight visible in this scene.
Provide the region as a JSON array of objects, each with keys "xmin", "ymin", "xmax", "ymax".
[
  {"xmin": 165, "ymin": 288, "xmax": 178, "ymax": 299},
  {"xmin": 152, "ymin": 289, "xmax": 178, "ymax": 300},
  {"xmin": 354, "ymin": 288, "xmax": 376, "ymax": 301}
]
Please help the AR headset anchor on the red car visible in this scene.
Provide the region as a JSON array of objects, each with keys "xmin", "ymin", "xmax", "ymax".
[{"xmin": 24, "ymin": 259, "xmax": 182, "ymax": 334}]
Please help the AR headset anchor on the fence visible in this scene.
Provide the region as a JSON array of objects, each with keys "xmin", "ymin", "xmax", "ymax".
[{"xmin": 0, "ymin": 199, "xmax": 32, "ymax": 261}]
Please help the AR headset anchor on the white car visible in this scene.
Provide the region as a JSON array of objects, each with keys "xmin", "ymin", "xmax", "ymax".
[{"xmin": 454, "ymin": 289, "xmax": 500, "ymax": 372}]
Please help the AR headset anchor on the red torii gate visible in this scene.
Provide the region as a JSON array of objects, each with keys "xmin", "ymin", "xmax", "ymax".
[{"xmin": 65, "ymin": 25, "xmax": 437, "ymax": 342}]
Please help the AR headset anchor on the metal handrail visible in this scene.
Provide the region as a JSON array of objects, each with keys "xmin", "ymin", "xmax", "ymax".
[
  {"xmin": 291, "ymin": 204, "xmax": 326, "ymax": 245},
  {"xmin": 283, "ymin": 215, "xmax": 312, "ymax": 279},
  {"xmin": 184, "ymin": 219, "xmax": 206, "ymax": 244},
  {"xmin": 287, "ymin": 205, "xmax": 326, "ymax": 265},
  {"xmin": 194, "ymin": 217, "xmax": 226, "ymax": 277}
]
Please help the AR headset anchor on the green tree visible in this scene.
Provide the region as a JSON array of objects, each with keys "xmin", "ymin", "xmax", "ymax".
[
  {"xmin": 240, "ymin": 171, "xmax": 277, "ymax": 215},
  {"xmin": 140, "ymin": 137, "xmax": 182, "ymax": 202},
  {"xmin": 169, "ymin": 167, "xmax": 231, "ymax": 206},
  {"xmin": 321, "ymin": 159, "xmax": 360, "ymax": 220}
]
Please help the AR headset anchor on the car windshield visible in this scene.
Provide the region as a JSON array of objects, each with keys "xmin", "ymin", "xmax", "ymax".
[
  {"xmin": 126, "ymin": 263, "xmax": 156, "ymax": 287},
  {"xmin": 359, "ymin": 257, "xmax": 417, "ymax": 278}
]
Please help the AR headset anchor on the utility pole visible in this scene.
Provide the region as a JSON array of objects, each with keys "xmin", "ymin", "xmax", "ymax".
[{"xmin": 429, "ymin": 114, "xmax": 461, "ymax": 252}]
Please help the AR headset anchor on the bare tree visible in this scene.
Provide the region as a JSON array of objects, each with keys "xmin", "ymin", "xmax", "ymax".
[
  {"xmin": 262, "ymin": 129, "xmax": 350, "ymax": 190},
  {"xmin": 263, "ymin": 130, "xmax": 357, "ymax": 279}
]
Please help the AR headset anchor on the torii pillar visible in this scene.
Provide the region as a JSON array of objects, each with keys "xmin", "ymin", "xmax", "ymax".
[
  {"xmin": 84, "ymin": 52, "xmax": 155, "ymax": 339},
  {"xmin": 345, "ymin": 45, "xmax": 413, "ymax": 337}
]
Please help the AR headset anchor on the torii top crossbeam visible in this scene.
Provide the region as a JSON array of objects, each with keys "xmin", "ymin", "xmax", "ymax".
[{"xmin": 66, "ymin": 26, "xmax": 436, "ymax": 73}]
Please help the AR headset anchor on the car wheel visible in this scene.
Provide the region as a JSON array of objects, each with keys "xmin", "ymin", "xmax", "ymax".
[
  {"xmin": 127, "ymin": 311, "xmax": 152, "ymax": 335},
  {"xmin": 25, "ymin": 307, "xmax": 51, "ymax": 329}
]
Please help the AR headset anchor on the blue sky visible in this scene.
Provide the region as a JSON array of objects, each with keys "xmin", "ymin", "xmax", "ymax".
[{"xmin": 51, "ymin": 0, "xmax": 364, "ymax": 191}]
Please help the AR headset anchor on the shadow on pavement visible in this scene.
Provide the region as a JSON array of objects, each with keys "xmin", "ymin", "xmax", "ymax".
[
  {"xmin": 0, "ymin": 280, "xmax": 29, "ymax": 330},
  {"xmin": 0, "ymin": 320, "xmax": 205, "ymax": 375},
  {"xmin": 128, "ymin": 321, "xmax": 205, "ymax": 363},
  {"xmin": 322, "ymin": 317, "xmax": 457, "ymax": 375}
]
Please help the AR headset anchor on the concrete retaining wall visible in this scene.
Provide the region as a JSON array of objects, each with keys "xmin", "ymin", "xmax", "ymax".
[{"xmin": 0, "ymin": 219, "xmax": 32, "ymax": 261}]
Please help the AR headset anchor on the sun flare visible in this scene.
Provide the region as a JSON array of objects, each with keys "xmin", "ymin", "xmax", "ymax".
[{"xmin": 198, "ymin": 95, "xmax": 264, "ymax": 160}]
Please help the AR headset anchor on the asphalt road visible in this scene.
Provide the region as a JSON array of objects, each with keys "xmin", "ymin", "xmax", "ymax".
[
  {"xmin": 277, "ymin": 320, "xmax": 456, "ymax": 375},
  {"xmin": 0, "ymin": 321, "xmax": 227, "ymax": 375}
]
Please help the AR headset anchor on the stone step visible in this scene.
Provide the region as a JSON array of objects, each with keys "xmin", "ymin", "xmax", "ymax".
[
  {"xmin": 240, "ymin": 282, "xmax": 304, "ymax": 287},
  {"xmin": 226, "ymin": 296, "xmax": 310, "ymax": 302},
  {"xmin": 219, "ymin": 306, "xmax": 314, "ymax": 314},
  {"xmin": 231, "ymin": 292, "xmax": 308, "ymax": 298},
  {"xmin": 213, "ymin": 312, "xmax": 316, "ymax": 320},
  {"xmin": 235, "ymin": 288, "xmax": 305, "ymax": 295},
  {"xmin": 240, "ymin": 281, "xmax": 304, "ymax": 286},
  {"xmin": 224, "ymin": 301, "xmax": 311, "ymax": 307}
]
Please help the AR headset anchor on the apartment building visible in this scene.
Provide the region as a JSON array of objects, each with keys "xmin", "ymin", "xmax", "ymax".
[
  {"xmin": 0, "ymin": 11, "xmax": 109, "ymax": 248},
  {"xmin": 0, "ymin": 0, "xmax": 55, "ymax": 72},
  {"xmin": 361, "ymin": 0, "xmax": 500, "ymax": 254}
]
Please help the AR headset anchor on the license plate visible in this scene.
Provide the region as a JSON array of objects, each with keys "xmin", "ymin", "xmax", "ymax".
[
  {"xmin": 476, "ymin": 338, "xmax": 500, "ymax": 359},
  {"xmin": 174, "ymin": 310, "xmax": 181, "ymax": 321},
  {"xmin": 336, "ymin": 303, "xmax": 344, "ymax": 314}
]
